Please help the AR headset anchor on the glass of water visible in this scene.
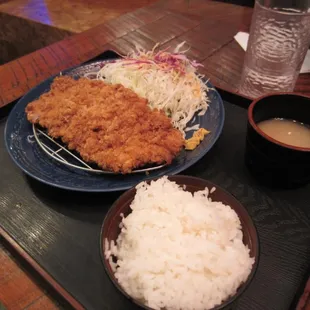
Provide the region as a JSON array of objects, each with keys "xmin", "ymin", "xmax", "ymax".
[{"xmin": 239, "ymin": 0, "xmax": 310, "ymax": 98}]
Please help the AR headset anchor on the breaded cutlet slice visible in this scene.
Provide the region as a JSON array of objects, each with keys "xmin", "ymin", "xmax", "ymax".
[{"xmin": 26, "ymin": 76, "xmax": 184, "ymax": 173}]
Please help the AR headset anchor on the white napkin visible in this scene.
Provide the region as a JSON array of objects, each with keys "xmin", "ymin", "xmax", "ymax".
[{"xmin": 234, "ymin": 31, "xmax": 310, "ymax": 74}]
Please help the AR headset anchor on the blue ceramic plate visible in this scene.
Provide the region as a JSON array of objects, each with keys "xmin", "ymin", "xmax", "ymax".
[{"xmin": 4, "ymin": 60, "xmax": 225, "ymax": 192}]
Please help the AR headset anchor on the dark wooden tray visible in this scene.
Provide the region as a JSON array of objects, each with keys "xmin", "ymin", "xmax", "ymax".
[{"xmin": 1, "ymin": 51, "xmax": 310, "ymax": 310}]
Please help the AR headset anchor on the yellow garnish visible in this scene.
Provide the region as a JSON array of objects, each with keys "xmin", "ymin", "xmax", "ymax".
[{"xmin": 185, "ymin": 128, "xmax": 210, "ymax": 150}]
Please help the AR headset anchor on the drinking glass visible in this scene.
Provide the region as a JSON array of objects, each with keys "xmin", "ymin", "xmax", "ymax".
[{"xmin": 239, "ymin": 0, "xmax": 310, "ymax": 98}]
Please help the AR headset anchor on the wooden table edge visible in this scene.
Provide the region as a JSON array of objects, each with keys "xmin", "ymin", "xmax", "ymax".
[
  {"xmin": 0, "ymin": 226, "xmax": 85, "ymax": 310},
  {"xmin": 1, "ymin": 223, "xmax": 310, "ymax": 310}
]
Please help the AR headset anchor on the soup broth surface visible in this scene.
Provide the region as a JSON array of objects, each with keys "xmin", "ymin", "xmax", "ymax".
[{"xmin": 257, "ymin": 118, "xmax": 310, "ymax": 148}]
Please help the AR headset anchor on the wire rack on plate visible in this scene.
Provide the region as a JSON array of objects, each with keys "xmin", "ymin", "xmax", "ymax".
[{"xmin": 32, "ymin": 124, "xmax": 166, "ymax": 174}]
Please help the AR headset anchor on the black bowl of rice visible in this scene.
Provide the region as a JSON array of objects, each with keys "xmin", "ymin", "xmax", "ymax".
[{"xmin": 100, "ymin": 175, "xmax": 259, "ymax": 310}]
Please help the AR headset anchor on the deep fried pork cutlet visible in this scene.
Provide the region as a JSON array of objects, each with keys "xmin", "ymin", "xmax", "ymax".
[{"xmin": 26, "ymin": 76, "xmax": 184, "ymax": 173}]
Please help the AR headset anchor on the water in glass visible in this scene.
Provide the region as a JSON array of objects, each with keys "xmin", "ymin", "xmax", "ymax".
[{"xmin": 239, "ymin": 0, "xmax": 310, "ymax": 98}]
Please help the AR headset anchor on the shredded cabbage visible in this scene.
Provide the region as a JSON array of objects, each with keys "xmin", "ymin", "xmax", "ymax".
[{"xmin": 97, "ymin": 43, "xmax": 210, "ymax": 136}]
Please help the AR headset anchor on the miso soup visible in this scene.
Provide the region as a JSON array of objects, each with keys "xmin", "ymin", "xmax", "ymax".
[{"xmin": 257, "ymin": 118, "xmax": 310, "ymax": 148}]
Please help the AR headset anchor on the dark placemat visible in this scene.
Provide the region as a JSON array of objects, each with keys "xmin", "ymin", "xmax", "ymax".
[{"xmin": 1, "ymin": 95, "xmax": 310, "ymax": 308}]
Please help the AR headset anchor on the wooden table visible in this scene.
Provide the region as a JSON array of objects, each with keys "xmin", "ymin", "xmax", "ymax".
[
  {"xmin": 0, "ymin": 0, "xmax": 158, "ymax": 65},
  {"xmin": 0, "ymin": 0, "xmax": 309, "ymax": 109},
  {"xmin": 0, "ymin": 0, "xmax": 309, "ymax": 309}
]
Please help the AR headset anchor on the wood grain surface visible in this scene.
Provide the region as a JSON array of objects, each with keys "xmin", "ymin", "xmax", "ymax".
[
  {"xmin": 0, "ymin": 241, "xmax": 60, "ymax": 310},
  {"xmin": 0, "ymin": 0, "xmax": 159, "ymax": 65},
  {"xmin": 0, "ymin": 12, "xmax": 72, "ymax": 65},
  {"xmin": 0, "ymin": 0, "xmax": 156, "ymax": 32},
  {"xmin": 0, "ymin": 0, "xmax": 309, "ymax": 110},
  {"xmin": 0, "ymin": 0, "xmax": 310, "ymax": 309},
  {"xmin": 0, "ymin": 227, "xmax": 84, "ymax": 310}
]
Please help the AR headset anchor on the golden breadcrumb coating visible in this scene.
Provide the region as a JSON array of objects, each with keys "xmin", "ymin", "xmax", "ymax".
[{"xmin": 26, "ymin": 76, "xmax": 184, "ymax": 173}]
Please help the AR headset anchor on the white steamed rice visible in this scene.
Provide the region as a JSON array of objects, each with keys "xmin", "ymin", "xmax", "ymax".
[{"xmin": 105, "ymin": 177, "xmax": 254, "ymax": 310}]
